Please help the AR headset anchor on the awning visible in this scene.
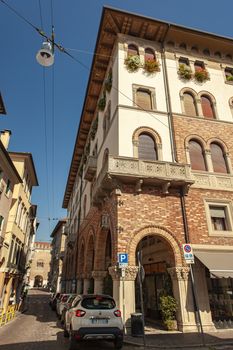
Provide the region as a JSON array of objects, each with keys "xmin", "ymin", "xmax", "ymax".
[{"xmin": 194, "ymin": 250, "xmax": 233, "ymax": 278}]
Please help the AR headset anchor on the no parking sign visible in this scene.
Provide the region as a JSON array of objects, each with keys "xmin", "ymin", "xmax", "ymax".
[{"xmin": 182, "ymin": 244, "xmax": 194, "ymax": 264}]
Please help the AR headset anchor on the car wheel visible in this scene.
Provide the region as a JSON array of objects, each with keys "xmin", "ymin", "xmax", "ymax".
[{"xmin": 114, "ymin": 339, "xmax": 123, "ymax": 349}]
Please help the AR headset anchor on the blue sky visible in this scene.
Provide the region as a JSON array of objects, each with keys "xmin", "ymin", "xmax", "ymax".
[{"xmin": 1, "ymin": 0, "xmax": 233, "ymax": 242}]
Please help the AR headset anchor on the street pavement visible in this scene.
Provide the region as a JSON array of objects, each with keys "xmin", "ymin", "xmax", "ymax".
[
  {"xmin": 0, "ymin": 289, "xmax": 232, "ymax": 350},
  {"xmin": 0, "ymin": 289, "xmax": 132, "ymax": 350}
]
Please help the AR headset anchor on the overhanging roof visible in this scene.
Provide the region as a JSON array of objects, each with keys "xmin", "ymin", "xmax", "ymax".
[
  {"xmin": 194, "ymin": 249, "xmax": 233, "ymax": 278},
  {"xmin": 9, "ymin": 152, "xmax": 39, "ymax": 186},
  {"xmin": 62, "ymin": 6, "xmax": 233, "ymax": 208}
]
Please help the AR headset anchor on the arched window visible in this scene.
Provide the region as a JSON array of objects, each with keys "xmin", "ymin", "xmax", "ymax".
[
  {"xmin": 189, "ymin": 140, "xmax": 207, "ymax": 171},
  {"xmin": 128, "ymin": 44, "xmax": 138, "ymax": 57},
  {"xmin": 183, "ymin": 92, "xmax": 197, "ymax": 117},
  {"xmin": 138, "ymin": 133, "xmax": 157, "ymax": 161},
  {"xmin": 210, "ymin": 143, "xmax": 228, "ymax": 173},
  {"xmin": 136, "ymin": 88, "xmax": 152, "ymax": 110},
  {"xmin": 145, "ymin": 48, "xmax": 155, "ymax": 60},
  {"xmin": 201, "ymin": 95, "xmax": 215, "ymax": 119}
]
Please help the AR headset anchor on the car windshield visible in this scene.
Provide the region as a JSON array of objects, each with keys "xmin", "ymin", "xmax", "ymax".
[{"xmin": 81, "ymin": 296, "xmax": 115, "ymax": 310}]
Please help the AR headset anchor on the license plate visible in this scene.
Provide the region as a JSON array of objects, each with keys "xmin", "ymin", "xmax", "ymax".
[{"xmin": 91, "ymin": 318, "xmax": 108, "ymax": 324}]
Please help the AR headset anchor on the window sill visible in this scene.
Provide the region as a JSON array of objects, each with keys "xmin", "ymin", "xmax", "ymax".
[
  {"xmin": 208, "ymin": 230, "xmax": 233, "ymax": 237},
  {"xmin": 225, "ymin": 80, "xmax": 233, "ymax": 85}
]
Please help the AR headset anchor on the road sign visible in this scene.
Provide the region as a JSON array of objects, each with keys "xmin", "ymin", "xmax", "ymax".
[
  {"xmin": 118, "ymin": 253, "xmax": 128, "ymax": 267},
  {"xmin": 182, "ymin": 244, "xmax": 194, "ymax": 264}
]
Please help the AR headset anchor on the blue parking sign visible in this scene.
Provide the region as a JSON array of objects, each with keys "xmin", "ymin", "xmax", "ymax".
[{"xmin": 118, "ymin": 253, "xmax": 128, "ymax": 266}]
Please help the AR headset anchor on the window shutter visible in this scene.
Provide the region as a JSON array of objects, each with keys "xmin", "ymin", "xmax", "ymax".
[
  {"xmin": 210, "ymin": 143, "xmax": 228, "ymax": 173},
  {"xmin": 138, "ymin": 133, "xmax": 157, "ymax": 161},
  {"xmin": 136, "ymin": 90, "xmax": 152, "ymax": 110},
  {"xmin": 183, "ymin": 93, "xmax": 197, "ymax": 116},
  {"xmin": 189, "ymin": 140, "xmax": 206, "ymax": 171},
  {"xmin": 201, "ymin": 96, "xmax": 215, "ymax": 118}
]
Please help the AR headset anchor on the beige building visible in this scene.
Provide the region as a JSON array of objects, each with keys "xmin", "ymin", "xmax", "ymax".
[
  {"xmin": 0, "ymin": 131, "xmax": 22, "ymax": 309},
  {"xmin": 49, "ymin": 219, "xmax": 67, "ymax": 292},
  {"xmin": 62, "ymin": 7, "xmax": 233, "ymax": 334},
  {"xmin": 0, "ymin": 151, "xmax": 38, "ymax": 311},
  {"xmin": 29, "ymin": 242, "xmax": 51, "ymax": 288}
]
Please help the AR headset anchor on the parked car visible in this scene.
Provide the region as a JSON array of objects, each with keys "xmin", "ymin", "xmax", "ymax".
[
  {"xmin": 49, "ymin": 292, "xmax": 61, "ymax": 310},
  {"xmin": 64, "ymin": 294, "xmax": 124, "ymax": 349},
  {"xmin": 61, "ymin": 294, "xmax": 77, "ymax": 325},
  {"xmin": 56, "ymin": 294, "xmax": 73, "ymax": 319}
]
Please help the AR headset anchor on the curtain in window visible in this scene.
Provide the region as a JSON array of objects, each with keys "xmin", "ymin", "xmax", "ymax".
[
  {"xmin": 201, "ymin": 95, "xmax": 215, "ymax": 118},
  {"xmin": 210, "ymin": 143, "xmax": 228, "ymax": 173},
  {"xmin": 136, "ymin": 89, "xmax": 152, "ymax": 110},
  {"xmin": 145, "ymin": 48, "xmax": 155, "ymax": 60},
  {"xmin": 138, "ymin": 133, "xmax": 157, "ymax": 160},
  {"xmin": 189, "ymin": 140, "xmax": 206, "ymax": 170},
  {"xmin": 128, "ymin": 44, "xmax": 138, "ymax": 56},
  {"xmin": 183, "ymin": 92, "xmax": 197, "ymax": 116}
]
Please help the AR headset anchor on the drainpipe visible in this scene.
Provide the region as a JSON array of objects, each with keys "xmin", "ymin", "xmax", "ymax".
[
  {"xmin": 160, "ymin": 24, "xmax": 178, "ymax": 163},
  {"xmin": 73, "ymin": 168, "xmax": 83, "ymax": 292},
  {"xmin": 180, "ymin": 188, "xmax": 205, "ymax": 345}
]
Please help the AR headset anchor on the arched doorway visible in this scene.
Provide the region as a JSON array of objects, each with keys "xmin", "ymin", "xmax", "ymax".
[
  {"xmin": 34, "ymin": 275, "xmax": 43, "ymax": 288},
  {"xmin": 85, "ymin": 235, "xmax": 95, "ymax": 293},
  {"xmin": 135, "ymin": 234, "xmax": 175, "ymax": 323}
]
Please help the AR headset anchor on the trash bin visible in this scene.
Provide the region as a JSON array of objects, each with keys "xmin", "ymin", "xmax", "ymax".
[{"xmin": 131, "ymin": 313, "xmax": 143, "ymax": 337}]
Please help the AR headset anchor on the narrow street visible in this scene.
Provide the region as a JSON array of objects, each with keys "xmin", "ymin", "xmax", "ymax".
[{"xmin": 0, "ymin": 290, "xmax": 131, "ymax": 350}]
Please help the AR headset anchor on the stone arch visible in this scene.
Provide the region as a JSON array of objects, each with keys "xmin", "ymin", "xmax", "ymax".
[
  {"xmin": 180, "ymin": 88, "xmax": 199, "ymax": 116},
  {"xmin": 206, "ymin": 137, "xmax": 229, "ymax": 153},
  {"xmin": 132, "ymin": 126, "xmax": 162, "ymax": 159},
  {"xmin": 184, "ymin": 134, "xmax": 206, "ymax": 150},
  {"xmin": 127, "ymin": 225, "xmax": 183, "ymax": 266},
  {"xmin": 34, "ymin": 275, "xmax": 43, "ymax": 287},
  {"xmin": 85, "ymin": 232, "xmax": 95, "ymax": 274}
]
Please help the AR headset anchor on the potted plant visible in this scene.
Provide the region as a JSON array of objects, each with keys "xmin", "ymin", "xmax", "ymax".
[
  {"xmin": 90, "ymin": 116, "xmax": 98, "ymax": 140},
  {"xmin": 226, "ymin": 75, "xmax": 233, "ymax": 82},
  {"xmin": 159, "ymin": 295, "xmax": 177, "ymax": 331},
  {"xmin": 194, "ymin": 68, "xmax": 210, "ymax": 82},
  {"xmin": 98, "ymin": 94, "xmax": 106, "ymax": 111},
  {"xmin": 144, "ymin": 58, "xmax": 160, "ymax": 73},
  {"xmin": 104, "ymin": 71, "xmax": 112, "ymax": 92},
  {"xmin": 178, "ymin": 64, "xmax": 192, "ymax": 80},
  {"xmin": 125, "ymin": 55, "xmax": 141, "ymax": 72}
]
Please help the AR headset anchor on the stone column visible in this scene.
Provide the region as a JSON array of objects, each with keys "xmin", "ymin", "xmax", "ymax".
[
  {"xmin": 109, "ymin": 265, "xmax": 138, "ymax": 333},
  {"xmin": 92, "ymin": 271, "xmax": 107, "ymax": 294},
  {"xmin": 205, "ymin": 150, "xmax": 214, "ymax": 172},
  {"xmin": 192, "ymin": 262, "xmax": 215, "ymax": 332},
  {"xmin": 168, "ymin": 266, "xmax": 197, "ymax": 332},
  {"xmin": 76, "ymin": 277, "xmax": 83, "ymax": 294},
  {"xmin": 83, "ymin": 274, "xmax": 92, "ymax": 294}
]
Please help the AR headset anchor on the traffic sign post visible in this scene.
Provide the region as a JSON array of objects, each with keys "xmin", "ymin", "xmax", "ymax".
[
  {"xmin": 182, "ymin": 244, "xmax": 194, "ymax": 264},
  {"xmin": 118, "ymin": 253, "xmax": 128, "ymax": 268}
]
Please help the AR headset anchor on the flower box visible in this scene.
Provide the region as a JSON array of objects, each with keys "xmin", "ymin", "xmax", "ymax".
[
  {"xmin": 194, "ymin": 68, "xmax": 210, "ymax": 83},
  {"xmin": 144, "ymin": 58, "xmax": 160, "ymax": 73},
  {"xmin": 178, "ymin": 64, "xmax": 192, "ymax": 80},
  {"xmin": 125, "ymin": 55, "xmax": 141, "ymax": 72}
]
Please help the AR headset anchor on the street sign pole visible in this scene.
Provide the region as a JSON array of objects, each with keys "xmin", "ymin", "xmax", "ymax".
[{"xmin": 137, "ymin": 251, "xmax": 146, "ymax": 348}]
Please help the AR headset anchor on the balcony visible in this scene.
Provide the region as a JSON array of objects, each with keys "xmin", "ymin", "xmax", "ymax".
[
  {"xmin": 92, "ymin": 156, "xmax": 194, "ymax": 204},
  {"xmin": 192, "ymin": 172, "xmax": 233, "ymax": 191},
  {"xmin": 84, "ymin": 156, "xmax": 97, "ymax": 181}
]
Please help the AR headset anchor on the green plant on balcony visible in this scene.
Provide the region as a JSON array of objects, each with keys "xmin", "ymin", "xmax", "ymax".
[
  {"xmin": 125, "ymin": 55, "xmax": 141, "ymax": 72},
  {"xmin": 98, "ymin": 94, "xmax": 106, "ymax": 111},
  {"xmin": 104, "ymin": 71, "xmax": 112, "ymax": 92},
  {"xmin": 178, "ymin": 64, "xmax": 192, "ymax": 80},
  {"xmin": 159, "ymin": 295, "xmax": 177, "ymax": 331},
  {"xmin": 144, "ymin": 58, "xmax": 160, "ymax": 73},
  {"xmin": 90, "ymin": 116, "xmax": 98, "ymax": 140},
  {"xmin": 226, "ymin": 75, "xmax": 233, "ymax": 82},
  {"xmin": 194, "ymin": 68, "xmax": 210, "ymax": 82}
]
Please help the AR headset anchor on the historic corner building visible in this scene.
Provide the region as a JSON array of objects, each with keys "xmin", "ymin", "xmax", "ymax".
[
  {"xmin": 29, "ymin": 242, "xmax": 51, "ymax": 288},
  {"xmin": 62, "ymin": 7, "xmax": 233, "ymax": 333}
]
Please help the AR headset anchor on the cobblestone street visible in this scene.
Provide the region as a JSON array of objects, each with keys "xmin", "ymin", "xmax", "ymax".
[{"xmin": 0, "ymin": 290, "xmax": 130, "ymax": 350}]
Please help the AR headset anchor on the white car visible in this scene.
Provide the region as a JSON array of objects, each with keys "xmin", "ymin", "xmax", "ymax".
[
  {"xmin": 64, "ymin": 294, "xmax": 124, "ymax": 349},
  {"xmin": 56, "ymin": 294, "xmax": 70, "ymax": 318}
]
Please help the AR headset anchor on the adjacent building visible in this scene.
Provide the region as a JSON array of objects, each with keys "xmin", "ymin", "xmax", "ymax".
[
  {"xmin": 29, "ymin": 241, "xmax": 51, "ymax": 288},
  {"xmin": 62, "ymin": 7, "xmax": 233, "ymax": 333},
  {"xmin": 49, "ymin": 219, "xmax": 67, "ymax": 292},
  {"xmin": 0, "ymin": 150, "xmax": 38, "ymax": 310}
]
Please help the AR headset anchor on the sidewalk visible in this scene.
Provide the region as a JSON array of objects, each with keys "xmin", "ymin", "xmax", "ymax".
[{"xmin": 124, "ymin": 325, "xmax": 233, "ymax": 349}]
